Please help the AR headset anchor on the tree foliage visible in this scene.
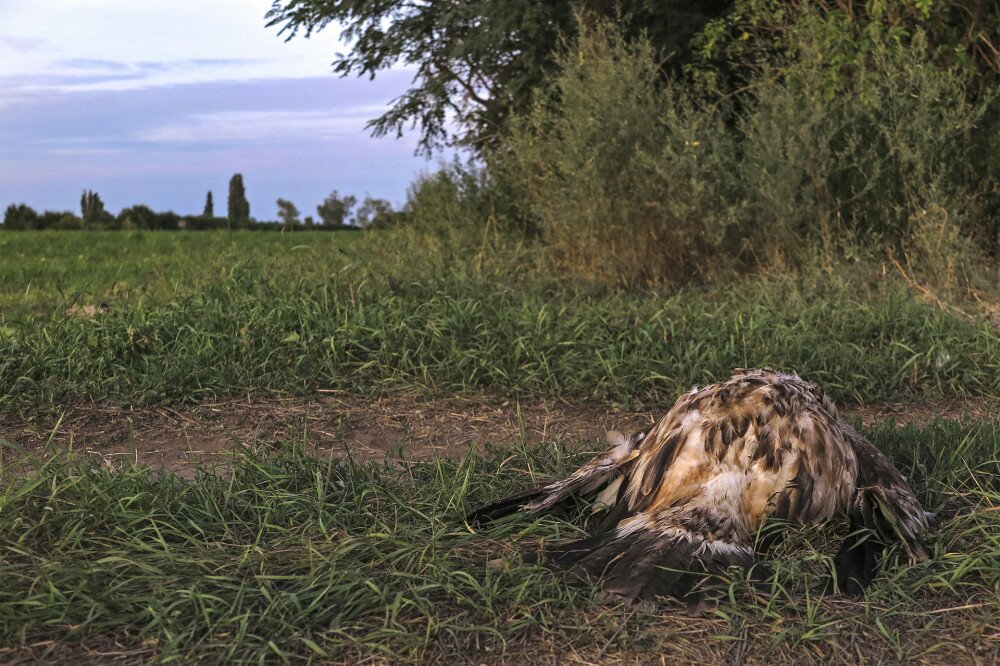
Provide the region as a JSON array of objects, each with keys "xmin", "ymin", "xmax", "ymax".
[
  {"xmin": 316, "ymin": 191, "xmax": 356, "ymax": 227},
  {"xmin": 3, "ymin": 204, "xmax": 39, "ymax": 230},
  {"xmin": 117, "ymin": 205, "xmax": 182, "ymax": 231},
  {"xmin": 266, "ymin": 0, "xmax": 732, "ymax": 152},
  {"xmin": 203, "ymin": 191, "xmax": 214, "ymax": 218},
  {"xmin": 353, "ymin": 196, "xmax": 393, "ymax": 228},
  {"xmin": 266, "ymin": 1, "xmax": 997, "ymax": 154},
  {"xmin": 690, "ymin": 0, "xmax": 1000, "ymax": 95},
  {"xmin": 80, "ymin": 190, "xmax": 114, "ymax": 228},
  {"xmin": 276, "ymin": 198, "xmax": 301, "ymax": 230},
  {"xmin": 228, "ymin": 174, "xmax": 251, "ymax": 228}
]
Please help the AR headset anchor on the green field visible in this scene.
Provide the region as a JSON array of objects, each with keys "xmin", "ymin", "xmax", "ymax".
[
  {"xmin": 2, "ymin": 232, "xmax": 998, "ymax": 411},
  {"xmin": 0, "ymin": 230, "xmax": 360, "ymax": 323},
  {"xmin": 1, "ymin": 230, "xmax": 998, "ymax": 664}
]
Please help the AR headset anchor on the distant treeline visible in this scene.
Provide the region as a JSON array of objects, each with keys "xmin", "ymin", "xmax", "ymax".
[
  {"xmin": 3, "ymin": 175, "xmax": 401, "ymax": 232},
  {"xmin": 1, "ymin": 203, "xmax": 371, "ymax": 232}
]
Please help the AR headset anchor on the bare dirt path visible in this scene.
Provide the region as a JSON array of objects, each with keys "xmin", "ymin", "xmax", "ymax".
[{"xmin": 2, "ymin": 393, "xmax": 995, "ymax": 477}]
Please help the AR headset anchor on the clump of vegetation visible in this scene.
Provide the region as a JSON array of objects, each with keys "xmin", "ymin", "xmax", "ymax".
[
  {"xmin": 499, "ymin": 12, "xmax": 998, "ymax": 287},
  {"xmin": 500, "ymin": 21, "xmax": 741, "ymax": 285}
]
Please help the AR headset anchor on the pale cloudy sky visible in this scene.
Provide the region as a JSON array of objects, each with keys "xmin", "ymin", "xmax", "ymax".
[{"xmin": 0, "ymin": 0, "xmax": 442, "ymax": 219}]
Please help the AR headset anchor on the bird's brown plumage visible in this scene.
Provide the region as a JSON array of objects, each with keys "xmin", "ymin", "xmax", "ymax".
[{"xmin": 468, "ymin": 368, "xmax": 929, "ymax": 599}]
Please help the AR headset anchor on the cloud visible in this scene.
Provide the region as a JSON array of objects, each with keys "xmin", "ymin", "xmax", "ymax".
[
  {"xmin": 0, "ymin": 36, "xmax": 51, "ymax": 52},
  {"xmin": 136, "ymin": 107, "xmax": 388, "ymax": 143},
  {"xmin": 0, "ymin": 72, "xmax": 149, "ymax": 89},
  {"xmin": 44, "ymin": 147, "xmax": 130, "ymax": 157},
  {"xmin": 187, "ymin": 58, "xmax": 266, "ymax": 68},
  {"xmin": 56, "ymin": 58, "xmax": 131, "ymax": 71},
  {"xmin": 2, "ymin": 57, "xmax": 279, "ymax": 97},
  {"xmin": 0, "ymin": 1, "xmax": 344, "ymax": 95}
]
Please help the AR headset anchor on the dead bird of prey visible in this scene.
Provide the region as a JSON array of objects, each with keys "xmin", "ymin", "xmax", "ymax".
[{"xmin": 468, "ymin": 368, "xmax": 929, "ymax": 600}]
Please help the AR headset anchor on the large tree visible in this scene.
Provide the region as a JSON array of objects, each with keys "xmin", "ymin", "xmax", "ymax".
[
  {"xmin": 352, "ymin": 196, "xmax": 393, "ymax": 229},
  {"xmin": 266, "ymin": 1, "xmax": 732, "ymax": 153},
  {"xmin": 267, "ymin": 1, "xmax": 998, "ymax": 154},
  {"xmin": 80, "ymin": 190, "xmax": 114, "ymax": 228},
  {"xmin": 227, "ymin": 174, "xmax": 250, "ymax": 228}
]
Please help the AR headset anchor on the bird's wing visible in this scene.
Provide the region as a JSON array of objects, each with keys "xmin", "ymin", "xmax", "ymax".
[{"xmin": 466, "ymin": 429, "xmax": 648, "ymax": 525}]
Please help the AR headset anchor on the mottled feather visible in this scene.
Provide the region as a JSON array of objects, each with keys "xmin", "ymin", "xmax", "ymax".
[{"xmin": 468, "ymin": 368, "xmax": 929, "ymax": 599}]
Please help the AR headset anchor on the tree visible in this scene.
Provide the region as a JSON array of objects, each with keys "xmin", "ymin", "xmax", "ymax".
[
  {"xmin": 303, "ymin": 215, "xmax": 316, "ymax": 229},
  {"xmin": 80, "ymin": 190, "xmax": 114, "ymax": 228},
  {"xmin": 353, "ymin": 196, "xmax": 394, "ymax": 229},
  {"xmin": 268, "ymin": 1, "xmax": 999, "ymax": 154},
  {"xmin": 3, "ymin": 203, "xmax": 38, "ymax": 230},
  {"xmin": 203, "ymin": 191, "xmax": 214, "ymax": 218},
  {"xmin": 47, "ymin": 212, "xmax": 83, "ymax": 230},
  {"xmin": 316, "ymin": 190, "xmax": 356, "ymax": 228},
  {"xmin": 266, "ymin": 1, "xmax": 734, "ymax": 153},
  {"xmin": 227, "ymin": 174, "xmax": 250, "ymax": 228},
  {"xmin": 117, "ymin": 204, "xmax": 160, "ymax": 230},
  {"xmin": 276, "ymin": 198, "xmax": 301, "ymax": 231}
]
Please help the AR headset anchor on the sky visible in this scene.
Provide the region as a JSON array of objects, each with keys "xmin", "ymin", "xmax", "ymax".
[{"xmin": 0, "ymin": 0, "xmax": 445, "ymax": 220}]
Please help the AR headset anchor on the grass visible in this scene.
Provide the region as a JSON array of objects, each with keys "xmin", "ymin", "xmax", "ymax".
[
  {"xmin": 1, "ymin": 419, "xmax": 997, "ymax": 664},
  {"xmin": 0, "ymin": 230, "xmax": 360, "ymax": 323},
  {"xmin": 1, "ymin": 263, "xmax": 998, "ymax": 411},
  {"xmin": 1, "ymin": 231, "xmax": 996, "ymax": 664}
]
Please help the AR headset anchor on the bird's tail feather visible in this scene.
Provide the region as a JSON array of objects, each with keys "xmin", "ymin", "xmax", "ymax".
[
  {"xmin": 843, "ymin": 425, "xmax": 929, "ymax": 562},
  {"xmin": 465, "ymin": 488, "xmax": 546, "ymax": 525},
  {"xmin": 833, "ymin": 426, "xmax": 930, "ymax": 594},
  {"xmin": 859, "ymin": 485, "xmax": 930, "ymax": 563}
]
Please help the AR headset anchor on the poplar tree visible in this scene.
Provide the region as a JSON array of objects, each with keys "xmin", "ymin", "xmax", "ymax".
[{"xmin": 227, "ymin": 174, "xmax": 250, "ymax": 228}]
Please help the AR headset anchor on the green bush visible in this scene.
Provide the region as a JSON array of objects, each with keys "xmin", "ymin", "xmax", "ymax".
[
  {"xmin": 501, "ymin": 21, "xmax": 741, "ymax": 286},
  {"xmin": 738, "ymin": 16, "xmax": 997, "ymax": 279},
  {"xmin": 498, "ymin": 13, "xmax": 998, "ymax": 287}
]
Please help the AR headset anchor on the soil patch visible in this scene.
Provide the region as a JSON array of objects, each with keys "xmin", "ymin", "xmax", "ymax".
[
  {"xmin": 0, "ymin": 393, "xmax": 652, "ymax": 476},
  {"xmin": 1, "ymin": 393, "xmax": 995, "ymax": 477}
]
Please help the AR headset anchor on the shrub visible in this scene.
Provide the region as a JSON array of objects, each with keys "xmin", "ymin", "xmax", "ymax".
[
  {"xmin": 500, "ymin": 21, "xmax": 741, "ymax": 286},
  {"xmin": 499, "ymin": 13, "xmax": 998, "ymax": 288},
  {"xmin": 737, "ymin": 16, "xmax": 998, "ymax": 279}
]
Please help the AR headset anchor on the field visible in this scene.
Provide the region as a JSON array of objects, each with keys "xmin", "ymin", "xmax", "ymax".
[
  {"xmin": 1, "ymin": 231, "xmax": 998, "ymax": 664},
  {"xmin": 0, "ymin": 230, "xmax": 362, "ymax": 323}
]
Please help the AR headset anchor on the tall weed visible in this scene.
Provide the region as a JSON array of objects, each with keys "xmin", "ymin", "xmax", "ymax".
[{"xmin": 501, "ymin": 22, "xmax": 740, "ymax": 286}]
